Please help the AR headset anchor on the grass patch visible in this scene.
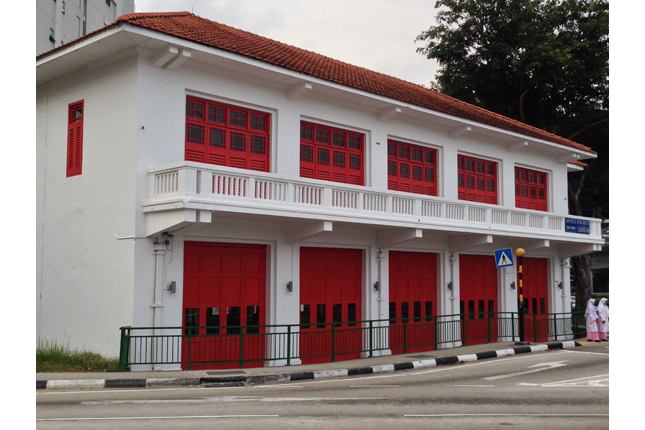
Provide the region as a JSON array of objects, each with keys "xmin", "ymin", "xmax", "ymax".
[{"xmin": 37, "ymin": 342, "xmax": 120, "ymax": 373}]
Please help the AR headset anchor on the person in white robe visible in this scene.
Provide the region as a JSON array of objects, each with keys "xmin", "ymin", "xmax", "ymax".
[
  {"xmin": 585, "ymin": 298, "xmax": 600, "ymax": 342},
  {"xmin": 597, "ymin": 297, "xmax": 609, "ymax": 341}
]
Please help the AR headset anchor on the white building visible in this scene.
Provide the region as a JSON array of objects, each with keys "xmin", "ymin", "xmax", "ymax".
[
  {"xmin": 36, "ymin": 0, "xmax": 134, "ymax": 55},
  {"xmin": 36, "ymin": 12, "xmax": 603, "ymax": 369}
]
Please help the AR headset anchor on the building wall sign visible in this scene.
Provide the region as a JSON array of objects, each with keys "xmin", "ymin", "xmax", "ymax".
[{"xmin": 565, "ymin": 218, "xmax": 590, "ymax": 234}]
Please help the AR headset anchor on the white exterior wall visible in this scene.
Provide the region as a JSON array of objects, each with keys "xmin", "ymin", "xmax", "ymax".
[
  {"xmin": 37, "ymin": 32, "xmax": 590, "ymax": 361},
  {"xmin": 36, "ymin": 54, "xmax": 139, "ymax": 356}
]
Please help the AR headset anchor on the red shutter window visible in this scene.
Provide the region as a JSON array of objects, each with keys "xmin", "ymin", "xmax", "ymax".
[
  {"xmin": 300, "ymin": 121, "xmax": 364, "ymax": 185},
  {"xmin": 66, "ymin": 100, "xmax": 84, "ymax": 177},
  {"xmin": 515, "ymin": 167, "xmax": 548, "ymax": 211},
  {"xmin": 185, "ymin": 96, "xmax": 270, "ymax": 172},
  {"xmin": 387, "ymin": 140, "xmax": 437, "ymax": 196},
  {"xmin": 457, "ymin": 155, "xmax": 497, "ymax": 204}
]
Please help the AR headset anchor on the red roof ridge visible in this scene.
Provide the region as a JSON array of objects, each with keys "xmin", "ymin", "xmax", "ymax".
[{"xmin": 117, "ymin": 11, "xmax": 192, "ymax": 22}]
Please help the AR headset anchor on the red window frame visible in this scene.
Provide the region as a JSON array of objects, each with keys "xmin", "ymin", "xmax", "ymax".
[
  {"xmin": 66, "ymin": 100, "xmax": 84, "ymax": 177},
  {"xmin": 515, "ymin": 166, "xmax": 548, "ymax": 211},
  {"xmin": 300, "ymin": 121, "xmax": 364, "ymax": 185},
  {"xmin": 457, "ymin": 155, "xmax": 497, "ymax": 204},
  {"xmin": 185, "ymin": 96, "xmax": 270, "ymax": 172},
  {"xmin": 387, "ymin": 140, "xmax": 437, "ymax": 196}
]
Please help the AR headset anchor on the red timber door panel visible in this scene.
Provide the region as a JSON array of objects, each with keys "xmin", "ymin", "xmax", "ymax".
[
  {"xmin": 459, "ymin": 255, "xmax": 498, "ymax": 345},
  {"xmin": 388, "ymin": 251, "xmax": 438, "ymax": 354},
  {"xmin": 182, "ymin": 242, "xmax": 266, "ymax": 369},
  {"xmin": 519, "ymin": 257, "xmax": 549, "ymax": 342},
  {"xmin": 299, "ymin": 248, "xmax": 362, "ymax": 364}
]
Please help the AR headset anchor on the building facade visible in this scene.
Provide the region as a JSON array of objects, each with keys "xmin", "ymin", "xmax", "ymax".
[
  {"xmin": 36, "ymin": 12, "xmax": 604, "ymax": 369},
  {"xmin": 36, "ymin": 0, "xmax": 134, "ymax": 55}
]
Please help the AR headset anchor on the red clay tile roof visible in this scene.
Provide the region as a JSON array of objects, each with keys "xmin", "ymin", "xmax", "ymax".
[{"xmin": 41, "ymin": 12, "xmax": 594, "ymax": 155}]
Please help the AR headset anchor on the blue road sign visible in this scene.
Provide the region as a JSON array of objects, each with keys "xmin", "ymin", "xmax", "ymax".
[{"xmin": 494, "ymin": 248, "xmax": 515, "ymax": 268}]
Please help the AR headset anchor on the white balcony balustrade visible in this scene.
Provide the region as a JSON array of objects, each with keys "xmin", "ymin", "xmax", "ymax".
[{"xmin": 144, "ymin": 162, "xmax": 603, "ymax": 241}]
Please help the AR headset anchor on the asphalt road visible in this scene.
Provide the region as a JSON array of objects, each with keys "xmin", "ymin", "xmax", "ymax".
[{"xmin": 36, "ymin": 342, "xmax": 610, "ymax": 429}]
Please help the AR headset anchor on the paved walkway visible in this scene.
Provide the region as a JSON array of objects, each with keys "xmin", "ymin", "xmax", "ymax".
[{"xmin": 37, "ymin": 338, "xmax": 595, "ymax": 390}]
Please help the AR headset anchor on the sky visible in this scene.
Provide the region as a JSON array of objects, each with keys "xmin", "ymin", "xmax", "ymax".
[{"xmin": 133, "ymin": 0, "xmax": 441, "ymax": 87}]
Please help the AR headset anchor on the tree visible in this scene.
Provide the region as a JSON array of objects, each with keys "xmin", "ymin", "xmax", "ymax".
[{"xmin": 416, "ymin": 0, "xmax": 608, "ymax": 309}]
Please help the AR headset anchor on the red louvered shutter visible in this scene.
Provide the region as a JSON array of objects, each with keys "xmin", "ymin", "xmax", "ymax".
[
  {"xmin": 299, "ymin": 122, "xmax": 364, "ymax": 186},
  {"xmin": 387, "ymin": 140, "xmax": 437, "ymax": 196},
  {"xmin": 66, "ymin": 101, "xmax": 84, "ymax": 177},
  {"xmin": 185, "ymin": 97, "xmax": 270, "ymax": 172},
  {"xmin": 457, "ymin": 155, "xmax": 497, "ymax": 205}
]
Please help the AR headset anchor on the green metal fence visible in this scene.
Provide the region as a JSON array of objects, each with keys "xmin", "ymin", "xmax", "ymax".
[{"xmin": 119, "ymin": 311, "xmax": 583, "ymax": 371}]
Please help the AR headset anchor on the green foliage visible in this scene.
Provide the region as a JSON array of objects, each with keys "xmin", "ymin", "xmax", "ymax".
[
  {"xmin": 36, "ymin": 341, "xmax": 119, "ymax": 373},
  {"xmin": 416, "ymin": 0, "xmax": 608, "ymax": 136}
]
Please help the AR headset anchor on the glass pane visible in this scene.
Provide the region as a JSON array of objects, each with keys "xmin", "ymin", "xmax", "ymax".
[
  {"xmin": 251, "ymin": 136, "xmax": 265, "ymax": 154},
  {"xmin": 246, "ymin": 305, "xmax": 260, "ymax": 334},
  {"xmin": 425, "ymin": 301, "xmax": 433, "ymax": 322},
  {"xmin": 301, "ymin": 304, "xmax": 311, "ymax": 329},
  {"xmin": 187, "ymin": 124, "xmax": 204, "ymax": 144},
  {"xmin": 349, "ymin": 154, "xmax": 361, "ymax": 170},
  {"xmin": 389, "ymin": 302, "xmax": 397, "ymax": 322},
  {"xmin": 333, "ymin": 304, "xmax": 342, "ymax": 323},
  {"xmin": 301, "ymin": 144, "xmax": 313, "ymax": 162},
  {"xmin": 206, "ymin": 307, "xmax": 220, "ymax": 335},
  {"xmin": 333, "ymin": 151, "xmax": 345, "ymax": 168},
  {"xmin": 209, "ymin": 128, "xmax": 225, "ymax": 148},
  {"xmin": 230, "ymin": 133, "xmax": 246, "ymax": 151},
  {"xmin": 226, "ymin": 306, "xmax": 241, "ymax": 334},
  {"xmin": 318, "ymin": 148, "xmax": 329, "ymax": 165},
  {"xmin": 401, "ymin": 302, "xmax": 409, "ymax": 322},
  {"xmin": 400, "ymin": 163, "xmax": 409, "ymax": 178},
  {"xmin": 317, "ymin": 304, "xmax": 326, "ymax": 328},
  {"xmin": 413, "ymin": 301, "xmax": 421, "ymax": 322},
  {"xmin": 184, "ymin": 308, "xmax": 199, "ymax": 336},
  {"xmin": 348, "ymin": 303, "xmax": 357, "ymax": 326}
]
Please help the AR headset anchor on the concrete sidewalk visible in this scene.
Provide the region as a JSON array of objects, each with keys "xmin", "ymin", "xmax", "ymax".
[{"xmin": 36, "ymin": 339, "xmax": 585, "ymax": 390}]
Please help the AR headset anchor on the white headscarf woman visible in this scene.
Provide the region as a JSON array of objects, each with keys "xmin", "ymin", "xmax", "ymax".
[
  {"xmin": 597, "ymin": 298, "xmax": 609, "ymax": 341},
  {"xmin": 585, "ymin": 298, "xmax": 600, "ymax": 342}
]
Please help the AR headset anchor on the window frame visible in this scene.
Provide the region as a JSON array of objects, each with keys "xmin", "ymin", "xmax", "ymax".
[
  {"xmin": 299, "ymin": 121, "xmax": 364, "ymax": 185},
  {"xmin": 185, "ymin": 96, "xmax": 271, "ymax": 172},
  {"xmin": 515, "ymin": 166, "xmax": 548, "ymax": 211},
  {"xmin": 457, "ymin": 154, "xmax": 498, "ymax": 205},
  {"xmin": 387, "ymin": 139, "xmax": 437, "ymax": 196},
  {"xmin": 66, "ymin": 100, "xmax": 84, "ymax": 178}
]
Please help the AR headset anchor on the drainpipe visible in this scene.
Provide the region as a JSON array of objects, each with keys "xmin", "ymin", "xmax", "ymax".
[
  {"xmin": 560, "ymin": 258, "xmax": 570, "ymax": 313},
  {"xmin": 449, "ymin": 253, "xmax": 456, "ymax": 314},
  {"xmin": 150, "ymin": 239, "xmax": 166, "ymax": 370},
  {"xmin": 376, "ymin": 249, "xmax": 384, "ymax": 319}
]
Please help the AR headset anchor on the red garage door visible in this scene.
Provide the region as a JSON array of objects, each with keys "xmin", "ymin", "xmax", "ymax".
[
  {"xmin": 300, "ymin": 248, "xmax": 362, "ymax": 364},
  {"xmin": 459, "ymin": 254, "xmax": 498, "ymax": 345},
  {"xmin": 182, "ymin": 242, "xmax": 266, "ymax": 369},
  {"xmin": 389, "ymin": 251, "xmax": 437, "ymax": 354},
  {"xmin": 519, "ymin": 257, "xmax": 549, "ymax": 342}
]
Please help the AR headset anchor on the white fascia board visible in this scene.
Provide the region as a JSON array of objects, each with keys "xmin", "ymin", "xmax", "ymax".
[{"xmin": 36, "ymin": 24, "xmax": 125, "ymax": 67}]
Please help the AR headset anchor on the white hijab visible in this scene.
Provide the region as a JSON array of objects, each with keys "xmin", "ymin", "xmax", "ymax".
[
  {"xmin": 585, "ymin": 298, "xmax": 598, "ymax": 319},
  {"xmin": 597, "ymin": 298, "xmax": 608, "ymax": 318}
]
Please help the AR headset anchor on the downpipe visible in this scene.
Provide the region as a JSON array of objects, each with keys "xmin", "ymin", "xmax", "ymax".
[{"xmin": 151, "ymin": 239, "xmax": 166, "ymax": 370}]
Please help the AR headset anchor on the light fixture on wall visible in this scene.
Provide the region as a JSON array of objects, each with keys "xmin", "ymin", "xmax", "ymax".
[
  {"xmin": 557, "ymin": 281, "xmax": 563, "ymax": 289},
  {"xmin": 447, "ymin": 281, "xmax": 453, "ymax": 291},
  {"xmin": 165, "ymin": 281, "xmax": 176, "ymax": 293},
  {"xmin": 510, "ymin": 282, "xmax": 516, "ymax": 290},
  {"xmin": 374, "ymin": 281, "xmax": 380, "ymax": 291},
  {"xmin": 287, "ymin": 281, "xmax": 293, "ymax": 292}
]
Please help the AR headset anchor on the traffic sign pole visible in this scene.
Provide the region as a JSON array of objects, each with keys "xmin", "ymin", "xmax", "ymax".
[{"xmin": 516, "ymin": 248, "xmax": 525, "ymax": 342}]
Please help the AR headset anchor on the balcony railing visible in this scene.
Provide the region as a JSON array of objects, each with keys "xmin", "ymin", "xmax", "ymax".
[{"xmin": 144, "ymin": 162, "xmax": 603, "ymax": 240}]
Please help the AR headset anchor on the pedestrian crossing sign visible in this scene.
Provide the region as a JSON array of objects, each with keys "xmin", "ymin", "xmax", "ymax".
[{"xmin": 494, "ymin": 248, "xmax": 515, "ymax": 268}]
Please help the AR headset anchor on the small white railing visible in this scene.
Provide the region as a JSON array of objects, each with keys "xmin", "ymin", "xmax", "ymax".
[{"xmin": 146, "ymin": 162, "xmax": 603, "ymax": 240}]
